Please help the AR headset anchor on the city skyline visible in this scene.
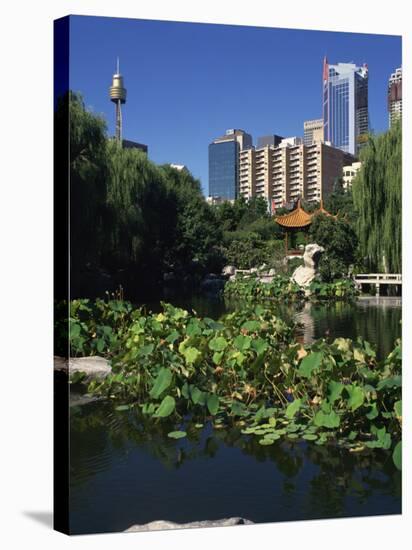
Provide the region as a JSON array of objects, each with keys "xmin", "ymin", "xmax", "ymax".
[{"xmin": 69, "ymin": 16, "xmax": 401, "ymax": 194}]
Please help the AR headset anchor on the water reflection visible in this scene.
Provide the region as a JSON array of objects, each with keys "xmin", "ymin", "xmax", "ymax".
[{"xmin": 69, "ymin": 400, "xmax": 401, "ymax": 534}]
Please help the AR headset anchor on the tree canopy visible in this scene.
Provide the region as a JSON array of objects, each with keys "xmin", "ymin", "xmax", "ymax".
[{"xmin": 352, "ymin": 122, "xmax": 401, "ymax": 273}]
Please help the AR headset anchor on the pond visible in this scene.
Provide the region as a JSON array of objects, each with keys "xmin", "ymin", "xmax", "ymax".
[{"xmin": 68, "ymin": 295, "xmax": 402, "ymax": 535}]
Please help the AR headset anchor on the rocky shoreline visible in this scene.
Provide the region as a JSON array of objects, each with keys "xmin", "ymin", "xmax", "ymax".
[{"xmin": 125, "ymin": 517, "xmax": 253, "ymax": 532}]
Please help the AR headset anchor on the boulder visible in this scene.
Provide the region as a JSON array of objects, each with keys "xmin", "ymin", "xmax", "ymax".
[
  {"xmin": 268, "ymin": 268, "xmax": 276, "ymax": 276},
  {"xmin": 125, "ymin": 517, "xmax": 253, "ymax": 532},
  {"xmin": 291, "ymin": 243, "xmax": 325, "ymax": 288},
  {"xmin": 54, "ymin": 356, "xmax": 112, "ymax": 383},
  {"xmin": 222, "ymin": 265, "xmax": 236, "ymax": 276}
]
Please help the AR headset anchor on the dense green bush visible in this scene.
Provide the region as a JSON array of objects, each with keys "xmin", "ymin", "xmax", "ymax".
[{"xmin": 309, "ymin": 215, "xmax": 358, "ymax": 282}]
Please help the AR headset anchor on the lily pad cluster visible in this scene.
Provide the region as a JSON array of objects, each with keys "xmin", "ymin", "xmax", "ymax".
[
  {"xmin": 71, "ymin": 300, "xmax": 402, "ymax": 470},
  {"xmin": 223, "ymin": 275, "xmax": 305, "ymax": 301},
  {"xmin": 223, "ymin": 274, "xmax": 358, "ymax": 302}
]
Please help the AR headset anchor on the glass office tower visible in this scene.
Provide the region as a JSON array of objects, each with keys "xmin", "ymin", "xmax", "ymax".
[
  {"xmin": 208, "ymin": 129, "xmax": 252, "ymax": 200},
  {"xmin": 323, "ymin": 58, "xmax": 368, "ymax": 156}
]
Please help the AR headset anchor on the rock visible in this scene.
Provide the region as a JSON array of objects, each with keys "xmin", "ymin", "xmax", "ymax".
[
  {"xmin": 259, "ymin": 276, "xmax": 273, "ymax": 284},
  {"xmin": 69, "ymin": 393, "xmax": 106, "ymax": 407},
  {"xmin": 54, "ymin": 356, "xmax": 112, "ymax": 383},
  {"xmin": 125, "ymin": 517, "xmax": 253, "ymax": 532},
  {"xmin": 268, "ymin": 268, "xmax": 276, "ymax": 276},
  {"xmin": 250, "ymin": 268, "xmax": 258, "ymax": 274},
  {"xmin": 229, "ymin": 274, "xmax": 236, "ymax": 281},
  {"xmin": 222, "ymin": 265, "xmax": 236, "ymax": 276},
  {"xmin": 291, "ymin": 243, "xmax": 325, "ymax": 288}
]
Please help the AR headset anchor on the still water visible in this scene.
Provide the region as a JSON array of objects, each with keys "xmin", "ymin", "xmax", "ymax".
[{"xmin": 69, "ymin": 296, "xmax": 401, "ymax": 534}]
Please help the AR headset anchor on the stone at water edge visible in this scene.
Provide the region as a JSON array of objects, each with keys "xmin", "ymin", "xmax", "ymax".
[
  {"xmin": 222, "ymin": 265, "xmax": 236, "ymax": 276},
  {"xmin": 291, "ymin": 243, "xmax": 325, "ymax": 288},
  {"xmin": 125, "ymin": 517, "xmax": 254, "ymax": 532},
  {"xmin": 54, "ymin": 356, "xmax": 112, "ymax": 383}
]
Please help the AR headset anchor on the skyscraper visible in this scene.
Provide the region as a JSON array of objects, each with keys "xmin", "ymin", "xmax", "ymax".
[
  {"xmin": 303, "ymin": 119, "xmax": 323, "ymax": 146},
  {"xmin": 208, "ymin": 129, "xmax": 252, "ymax": 200},
  {"xmin": 388, "ymin": 67, "xmax": 402, "ymax": 127},
  {"xmin": 323, "ymin": 58, "xmax": 369, "ymax": 156}
]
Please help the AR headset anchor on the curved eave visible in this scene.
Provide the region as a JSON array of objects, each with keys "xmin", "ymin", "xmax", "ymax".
[{"xmin": 275, "ymin": 209, "xmax": 313, "ymax": 228}]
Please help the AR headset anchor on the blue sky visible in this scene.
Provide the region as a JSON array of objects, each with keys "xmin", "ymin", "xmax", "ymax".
[{"xmin": 68, "ymin": 15, "xmax": 401, "ymax": 194}]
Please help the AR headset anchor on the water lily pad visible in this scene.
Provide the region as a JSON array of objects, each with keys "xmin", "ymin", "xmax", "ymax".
[
  {"xmin": 149, "ymin": 367, "xmax": 172, "ymax": 399},
  {"xmin": 285, "ymin": 398, "xmax": 302, "ymax": 419},
  {"xmin": 167, "ymin": 431, "xmax": 187, "ymax": 439},
  {"xmin": 154, "ymin": 395, "xmax": 175, "ymax": 417},
  {"xmin": 208, "ymin": 336, "xmax": 228, "ymax": 352},
  {"xmin": 302, "ymin": 434, "xmax": 318, "ymax": 441},
  {"xmin": 392, "ymin": 441, "xmax": 402, "ymax": 470},
  {"xmin": 115, "ymin": 404, "xmax": 131, "ymax": 411},
  {"xmin": 258, "ymin": 438, "xmax": 274, "ymax": 446}
]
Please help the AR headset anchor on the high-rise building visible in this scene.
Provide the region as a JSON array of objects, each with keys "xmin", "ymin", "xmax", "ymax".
[
  {"xmin": 303, "ymin": 119, "xmax": 324, "ymax": 146},
  {"xmin": 239, "ymin": 141, "xmax": 354, "ymax": 208},
  {"xmin": 257, "ymin": 135, "xmax": 284, "ymax": 148},
  {"xmin": 208, "ymin": 129, "xmax": 253, "ymax": 200},
  {"xmin": 388, "ymin": 67, "xmax": 402, "ymax": 127},
  {"xmin": 323, "ymin": 58, "xmax": 369, "ymax": 156}
]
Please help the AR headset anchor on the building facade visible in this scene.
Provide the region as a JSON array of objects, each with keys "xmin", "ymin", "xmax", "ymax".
[
  {"xmin": 239, "ymin": 140, "xmax": 354, "ymax": 209},
  {"xmin": 323, "ymin": 58, "xmax": 369, "ymax": 156},
  {"xmin": 388, "ymin": 67, "xmax": 402, "ymax": 127},
  {"xmin": 303, "ymin": 118, "xmax": 324, "ymax": 146},
  {"xmin": 122, "ymin": 139, "xmax": 148, "ymax": 154},
  {"xmin": 342, "ymin": 161, "xmax": 362, "ymax": 190},
  {"xmin": 208, "ymin": 129, "xmax": 253, "ymax": 200},
  {"xmin": 257, "ymin": 135, "xmax": 284, "ymax": 148}
]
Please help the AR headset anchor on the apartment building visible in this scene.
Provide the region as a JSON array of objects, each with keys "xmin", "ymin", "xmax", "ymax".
[
  {"xmin": 239, "ymin": 140, "xmax": 354, "ymax": 208},
  {"xmin": 388, "ymin": 67, "xmax": 402, "ymax": 128},
  {"xmin": 342, "ymin": 161, "xmax": 362, "ymax": 190}
]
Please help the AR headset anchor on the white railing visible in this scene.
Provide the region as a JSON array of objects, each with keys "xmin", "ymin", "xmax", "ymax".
[
  {"xmin": 354, "ymin": 274, "xmax": 402, "ymax": 284},
  {"xmin": 354, "ymin": 274, "xmax": 402, "ymax": 296}
]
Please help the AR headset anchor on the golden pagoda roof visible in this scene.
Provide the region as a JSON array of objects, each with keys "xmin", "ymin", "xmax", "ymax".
[
  {"xmin": 275, "ymin": 199, "xmax": 313, "ymax": 228},
  {"xmin": 275, "ymin": 199, "xmax": 336, "ymax": 228}
]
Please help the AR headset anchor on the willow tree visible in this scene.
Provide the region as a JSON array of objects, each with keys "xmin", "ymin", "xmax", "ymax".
[
  {"xmin": 64, "ymin": 92, "xmax": 108, "ymax": 271},
  {"xmin": 352, "ymin": 122, "xmax": 401, "ymax": 273},
  {"xmin": 105, "ymin": 142, "xmax": 177, "ymax": 279}
]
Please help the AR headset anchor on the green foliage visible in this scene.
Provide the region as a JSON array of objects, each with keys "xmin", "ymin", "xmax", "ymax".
[
  {"xmin": 64, "ymin": 299, "xmax": 402, "ymax": 469},
  {"xmin": 352, "ymin": 122, "xmax": 402, "ymax": 273},
  {"xmin": 64, "ymin": 92, "xmax": 108, "ymax": 271},
  {"xmin": 224, "ymin": 235, "xmax": 277, "ymax": 269},
  {"xmin": 224, "ymin": 275, "xmax": 358, "ymax": 302},
  {"xmin": 61, "ymin": 92, "xmax": 224, "ymax": 295},
  {"xmin": 309, "ymin": 279, "xmax": 359, "ymax": 300},
  {"xmin": 309, "ymin": 214, "xmax": 358, "ymax": 282},
  {"xmin": 224, "ymin": 274, "xmax": 305, "ymax": 302}
]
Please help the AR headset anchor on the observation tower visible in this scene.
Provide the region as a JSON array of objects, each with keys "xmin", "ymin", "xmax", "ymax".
[{"xmin": 109, "ymin": 58, "xmax": 127, "ymax": 142}]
